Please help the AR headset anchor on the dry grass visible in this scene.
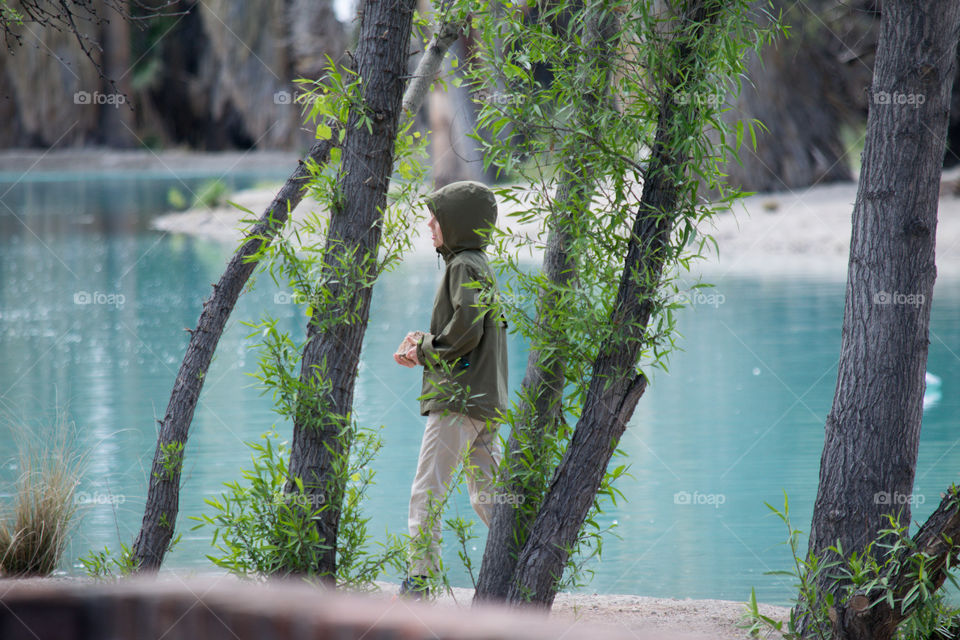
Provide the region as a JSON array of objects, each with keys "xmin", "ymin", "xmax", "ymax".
[{"xmin": 0, "ymin": 414, "xmax": 85, "ymax": 577}]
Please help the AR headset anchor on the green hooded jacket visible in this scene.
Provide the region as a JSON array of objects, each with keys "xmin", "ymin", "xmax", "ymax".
[{"xmin": 415, "ymin": 180, "xmax": 508, "ymax": 422}]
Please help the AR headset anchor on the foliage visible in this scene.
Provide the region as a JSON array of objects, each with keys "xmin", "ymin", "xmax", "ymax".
[
  {"xmin": 191, "ymin": 427, "xmax": 405, "ymax": 588},
  {"xmin": 452, "ymin": 0, "xmax": 780, "ymax": 594},
  {"xmin": 156, "ymin": 440, "xmax": 185, "ymax": 482},
  {"xmin": 165, "ymin": 179, "xmax": 230, "ymax": 211},
  {"xmin": 1, "ymin": 0, "xmax": 182, "ymax": 84},
  {"xmin": 79, "ymin": 542, "xmax": 140, "ymax": 580},
  {"xmin": 0, "ymin": 414, "xmax": 84, "ymax": 577},
  {"xmin": 744, "ymin": 492, "xmax": 960, "ymax": 640},
  {"xmin": 193, "ymin": 179, "xmax": 229, "ymax": 209},
  {"xmin": 0, "ymin": 1, "xmax": 22, "ymax": 29},
  {"xmin": 192, "ymin": 430, "xmax": 327, "ymax": 579},
  {"xmin": 166, "ymin": 186, "xmax": 188, "ymax": 210},
  {"xmin": 447, "ymin": 515, "xmax": 479, "ymax": 589}
]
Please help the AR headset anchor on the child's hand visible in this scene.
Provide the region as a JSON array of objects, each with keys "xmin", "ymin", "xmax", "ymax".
[{"xmin": 394, "ymin": 331, "xmax": 424, "ymax": 367}]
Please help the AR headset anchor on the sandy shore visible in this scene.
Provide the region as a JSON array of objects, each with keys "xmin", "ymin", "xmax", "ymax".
[
  {"xmin": 5, "ymin": 146, "xmax": 960, "ymax": 278},
  {"xmin": 148, "ymin": 164, "xmax": 960, "ymax": 279},
  {"xmin": 370, "ymin": 582, "xmax": 790, "ymax": 639}
]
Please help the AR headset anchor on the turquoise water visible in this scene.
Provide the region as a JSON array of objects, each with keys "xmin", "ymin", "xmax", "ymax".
[{"xmin": 1, "ymin": 172, "xmax": 959, "ymax": 606}]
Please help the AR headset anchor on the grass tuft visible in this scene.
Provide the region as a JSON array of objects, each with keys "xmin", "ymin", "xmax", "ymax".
[{"xmin": 0, "ymin": 414, "xmax": 84, "ymax": 577}]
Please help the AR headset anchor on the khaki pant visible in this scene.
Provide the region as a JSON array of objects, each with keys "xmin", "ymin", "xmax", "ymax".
[{"xmin": 407, "ymin": 411, "xmax": 501, "ymax": 576}]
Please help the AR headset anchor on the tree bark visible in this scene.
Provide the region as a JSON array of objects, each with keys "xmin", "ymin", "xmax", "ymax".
[
  {"xmin": 132, "ymin": 137, "xmax": 337, "ymax": 570},
  {"xmin": 473, "ymin": 1, "xmax": 618, "ymax": 604},
  {"xmin": 132, "ymin": 13, "xmax": 464, "ymax": 571},
  {"xmin": 803, "ymin": 0, "xmax": 960, "ymax": 636},
  {"xmin": 503, "ymin": 0, "xmax": 722, "ymax": 607},
  {"xmin": 281, "ymin": 0, "xmax": 417, "ymax": 577}
]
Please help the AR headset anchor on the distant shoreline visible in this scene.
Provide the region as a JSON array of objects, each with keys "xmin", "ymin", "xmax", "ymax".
[
  {"xmin": 5, "ymin": 148, "xmax": 960, "ymax": 278},
  {"xmin": 0, "ymin": 148, "xmax": 298, "ymax": 176},
  {"xmin": 151, "ymin": 172, "xmax": 960, "ymax": 279}
]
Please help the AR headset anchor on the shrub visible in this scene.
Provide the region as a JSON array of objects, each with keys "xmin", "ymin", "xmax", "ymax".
[
  {"xmin": 0, "ymin": 416, "xmax": 84, "ymax": 576},
  {"xmin": 744, "ymin": 492, "xmax": 960, "ymax": 640}
]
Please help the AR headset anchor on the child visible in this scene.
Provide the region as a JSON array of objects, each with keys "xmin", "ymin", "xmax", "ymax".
[{"xmin": 394, "ymin": 180, "xmax": 508, "ymax": 599}]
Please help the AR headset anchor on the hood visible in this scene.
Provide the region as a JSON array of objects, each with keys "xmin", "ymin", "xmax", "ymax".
[{"xmin": 425, "ymin": 180, "xmax": 498, "ymax": 257}]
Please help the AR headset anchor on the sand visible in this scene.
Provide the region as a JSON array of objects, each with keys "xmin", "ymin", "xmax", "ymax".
[
  {"xmin": 147, "ymin": 161, "xmax": 960, "ymax": 280},
  {"xmin": 377, "ymin": 583, "xmax": 791, "ymax": 639}
]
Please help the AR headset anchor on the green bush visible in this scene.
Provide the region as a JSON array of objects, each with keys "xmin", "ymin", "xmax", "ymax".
[
  {"xmin": 78, "ymin": 543, "xmax": 139, "ymax": 580},
  {"xmin": 191, "ymin": 427, "xmax": 405, "ymax": 589},
  {"xmin": 744, "ymin": 493, "xmax": 960, "ymax": 640},
  {"xmin": 192, "ymin": 179, "xmax": 229, "ymax": 209}
]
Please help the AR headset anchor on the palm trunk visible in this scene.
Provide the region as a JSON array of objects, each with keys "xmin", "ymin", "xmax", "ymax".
[
  {"xmin": 281, "ymin": 0, "xmax": 418, "ymax": 578},
  {"xmin": 132, "ymin": 135, "xmax": 338, "ymax": 570}
]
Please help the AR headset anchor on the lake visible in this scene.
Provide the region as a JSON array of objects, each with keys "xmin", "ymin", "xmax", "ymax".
[{"xmin": 1, "ymin": 170, "xmax": 958, "ymax": 606}]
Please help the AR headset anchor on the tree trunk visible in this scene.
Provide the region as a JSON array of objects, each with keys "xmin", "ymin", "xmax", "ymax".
[
  {"xmin": 98, "ymin": 0, "xmax": 136, "ymax": 148},
  {"xmin": 803, "ymin": 0, "xmax": 960, "ymax": 637},
  {"xmin": 504, "ymin": 0, "xmax": 722, "ymax": 607},
  {"xmin": 473, "ymin": 1, "xmax": 618, "ymax": 604},
  {"xmin": 281, "ymin": 0, "xmax": 417, "ymax": 577},
  {"xmin": 132, "ymin": 14, "xmax": 464, "ymax": 571},
  {"xmin": 132, "ymin": 136, "xmax": 338, "ymax": 570}
]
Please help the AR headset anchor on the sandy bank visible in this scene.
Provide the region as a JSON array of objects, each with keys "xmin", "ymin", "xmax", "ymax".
[
  {"xmin": 378, "ymin": 583, "xmax": 790, "ymax": 640},
  {"xmin": 150, "ymin": 166, "xmax": 960, "ymax": 279}
]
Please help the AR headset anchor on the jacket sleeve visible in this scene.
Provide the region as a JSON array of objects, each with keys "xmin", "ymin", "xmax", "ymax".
[{"xmin": 417, "ymin": 262, "xmax": 486, "ymax": 367}]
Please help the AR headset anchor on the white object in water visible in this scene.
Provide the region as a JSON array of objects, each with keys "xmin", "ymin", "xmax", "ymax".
[{"xmin": 924, "ymin": 371, "xmax": 942, "ymax": 410}]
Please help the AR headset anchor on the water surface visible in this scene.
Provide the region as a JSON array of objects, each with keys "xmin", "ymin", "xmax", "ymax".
[{"xmin": 1, "ymin": 172, "xmax": 958, "ymax": 606}]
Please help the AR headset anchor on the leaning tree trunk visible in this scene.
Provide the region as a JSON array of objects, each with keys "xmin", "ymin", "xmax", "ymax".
[
  {"xmin": 132, "ymin": 13, "xmax": 464, "ymax": 571},
  {"xmin": 504, "ymin": 0, "xmax": 722, "ymax": 607},
  {"xmin": 281, "ymin": 0, "xmax": 417, "ymax": 578},
  {"xmin": 473, "ymin": 1, "xmax": 619, "ymax": 604},
  {"xmin": 131, "ymin": 136, "xmax": 338, "ymax": 570},
  {"xmin": 802, "ymin": 1, "xmax": 960, "ymax": 638}
]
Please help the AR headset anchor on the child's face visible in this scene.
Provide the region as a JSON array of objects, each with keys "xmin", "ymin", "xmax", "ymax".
[{"xmin": 427, "ymin": 213, "xmax": 443, "ymax": 249}]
